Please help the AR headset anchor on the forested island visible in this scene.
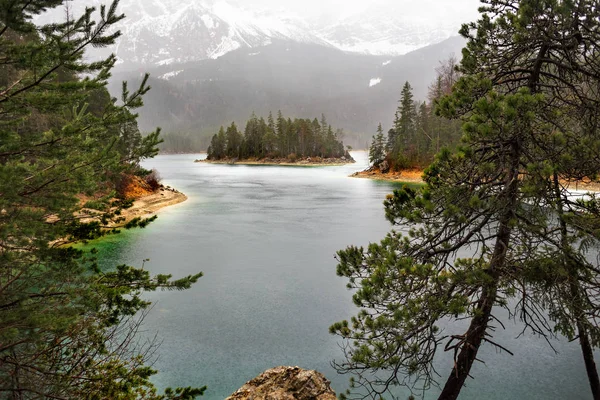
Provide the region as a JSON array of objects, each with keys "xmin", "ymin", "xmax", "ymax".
[{"xmin": 199, "ymin": 112, "xmax": 354, "ymax": 165}]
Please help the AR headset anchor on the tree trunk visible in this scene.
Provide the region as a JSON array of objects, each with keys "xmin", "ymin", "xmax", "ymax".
[
  {"xmin": 578, "ymin": 319, "xmax": 600, "ymax": 399},
  {"xmin": 553, "ymin": 173, "xmax": 600, "ymax": 400},
  {"xmin": 438, "ymin": 283, "xmax": 498, "ymax": 400},
  {"xmin": 438, "ymin": 140, "xmax": 521, "ymax": 400}
]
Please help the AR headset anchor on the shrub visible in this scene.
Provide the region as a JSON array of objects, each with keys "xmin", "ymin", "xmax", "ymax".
[{"xmin": 145, "ymin": 169, "xmax": 162, "ymax": 191}]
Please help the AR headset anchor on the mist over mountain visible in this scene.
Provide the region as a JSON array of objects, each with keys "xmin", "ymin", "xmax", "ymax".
[
  {"xmin": 39, "ymin": 0, "xmax": 475, "ymax": 70},
  {"xmin": 112, "ymin": 36, "xmax": 465, "ymax": 149},
  {"xmin": 107, "ymin": 0, "xmax": 471, "ymax": 69},
  {"xmin": 35, "ymin": 1, "xmax": 475, "ymax": 149}
]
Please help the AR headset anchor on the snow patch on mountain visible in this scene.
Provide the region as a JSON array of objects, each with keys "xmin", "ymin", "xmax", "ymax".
[
  {"xmin": 160, "ymin": 70, "xmax": 183, "ymax": 80},
  {"xmin": 382, "ymin": 60, "xmax": 392, "ymax": 66},
  {"xmin": 369, "ymin": 78, "xmax": 382, "ymax": 87},
  {"xmin": 157, "ymin": 58, "xmax": 175, "ymax": 66}
]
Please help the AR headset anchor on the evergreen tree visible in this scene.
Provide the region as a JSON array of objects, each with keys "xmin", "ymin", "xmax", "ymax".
[
  {"xmin": 225, "ymin": 122, "xmax": 242, "ymax": 158},
  {"xmin": 207, "ymin": 126, "xmax": 226, "ymax": 159},
  {"xmin": 391, "ymin": 82, "xmax": 417, "ymax": 167},
  {"xmin": 0, "ymin": 1, "xmax": 204, "ymax": 398},
  {"xmin": 386, "ymin": 127, "xmax": 396, "ymax": 153},
  {"xmin": 331, "ymin": 1, "xmax": 600, "ymax": 399},
  {"xmin": 267, "ymin": 111, "xmax": 275, "ymax": 132},
  {"xmin": 276, "ymin": 110, "xmax": 287, "ymax": 156},
  {"xmin": 206, "ymin": 112, "xmax": 353, "ymax": 161},
  {"xmin": 450, "ymin": 1, "xmax": 600, "ymax": 397},
  {"xmin": 368, "ymin": 123, "xmax": 386, "ymax": 166}
]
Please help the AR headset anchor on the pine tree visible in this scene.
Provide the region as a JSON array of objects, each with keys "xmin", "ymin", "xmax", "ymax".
[
  {"xmin": 0, "ymin": 1, "xmax": 204, "ymax": 398},
  {"xmin": 391, "ymin": 82, "xmax": 417, "ymax": 168},
  {"xmin": 207, "ymin": 126, "xmax": 226, "ymax": 159},
  {"xmin": 368, "ymin": 123, "xmax": 386, "ymax": 167},
  {"xmin": 331, "ymin": 1, "xmax": 600, "ymax": 399},
  {"xmin": 225, "ymin": 122, "xmax": 242, "ymax": 158},
  {"xmin": 444, "ymin": 2, "xmax": 600, "ymax": 396}
]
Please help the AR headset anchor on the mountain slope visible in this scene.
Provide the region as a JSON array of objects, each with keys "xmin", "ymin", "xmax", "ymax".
[
  {"xmin": 37, "ymin": 0, "xmax": 474, "ymax": 70},
  {"xmin": 111, "ymin": 36, "xmax": 466, "ymax": 149},
  {"xmin": 111, "ymin": 1, "xmax": 331, "ymax": 68}
]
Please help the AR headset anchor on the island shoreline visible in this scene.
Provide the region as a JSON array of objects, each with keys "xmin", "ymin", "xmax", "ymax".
[{"xmin": 196, "ymin": 157, "xmax": 355, "ymax": 167}]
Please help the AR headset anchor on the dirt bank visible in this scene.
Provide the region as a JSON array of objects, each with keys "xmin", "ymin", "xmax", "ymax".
[{"xmin": 350, "ymin": 168, "xmax": 425, "ymax": 184}]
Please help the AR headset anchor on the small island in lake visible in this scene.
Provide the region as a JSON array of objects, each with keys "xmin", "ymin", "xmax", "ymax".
[{"xmin": 196, "ymin": 112, "xmax": 355, "ymax": 166}]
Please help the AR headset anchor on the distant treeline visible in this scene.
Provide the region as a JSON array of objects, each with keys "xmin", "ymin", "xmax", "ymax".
[
  {"xmin": 369, "ymin": 57, "xmax": 463, "ymax": 170},
  {"xmin": 158, "ymin": 130, "xmax": 214, "ymax": 154},
  {"xmin": 207, "ymin": 112, "xmax": 352, "ymax": 160}
]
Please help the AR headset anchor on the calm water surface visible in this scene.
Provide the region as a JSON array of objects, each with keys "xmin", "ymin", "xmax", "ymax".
[{"xmin": 88, "ymin": 151, "xmax": 593, "ymax": 399}]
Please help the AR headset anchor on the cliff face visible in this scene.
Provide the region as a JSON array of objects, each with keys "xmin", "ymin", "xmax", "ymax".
[{"xmin": 226, "ymin": 366, "xmax": 337, "ymax": 400}]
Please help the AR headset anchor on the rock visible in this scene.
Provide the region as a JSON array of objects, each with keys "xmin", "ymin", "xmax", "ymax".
[
  {"xmin": 341, "ymin": 156, "xmax": 346, "ymax": 160},
  {"xmin": 226, "ymin": 366, "xmax": 337, "ymax": 400}
]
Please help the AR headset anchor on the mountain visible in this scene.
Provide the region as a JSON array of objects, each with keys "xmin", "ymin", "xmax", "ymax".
[
  {"xmin": 110, "ymin": 36, "xmax": 466, "ymax": 150},
  {"xmin": 109, "ymin": 1, "xmax": 331, "ymax": 68},
  {"xmin": 37, "ymin": 1, "xmax": 474, "ymax": 70},
  {"xmin": 317, "ymin": 0, "xmax": 472, "ymax": 56}
]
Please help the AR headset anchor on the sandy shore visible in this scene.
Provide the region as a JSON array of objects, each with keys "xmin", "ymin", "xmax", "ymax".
[
  {"xmin": 350, "ymin": 169, "xmax": 425, "ymax": 184},
  {"xmin": 119, "ymin": 186, "xmax": 187, "ymax": 223}
]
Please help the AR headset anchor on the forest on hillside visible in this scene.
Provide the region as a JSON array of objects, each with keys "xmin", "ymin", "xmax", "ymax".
[
  {"xmin": 206, "ymin": 112, "xmax": 353, "ymax": 161},
  {"xmin": 368, "ymin": 57, "xmax": 463, "ymax": 170}
]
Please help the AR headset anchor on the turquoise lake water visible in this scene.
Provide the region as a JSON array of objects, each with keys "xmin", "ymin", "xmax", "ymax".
[{"xmin": 86, "ymin": 151, "xmax": 594, "ymax": 399}]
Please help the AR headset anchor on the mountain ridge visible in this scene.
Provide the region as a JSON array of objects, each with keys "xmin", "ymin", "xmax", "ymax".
[{"xmin": 36, "ymin": 0, "xmax": 473, "ymax": 71}]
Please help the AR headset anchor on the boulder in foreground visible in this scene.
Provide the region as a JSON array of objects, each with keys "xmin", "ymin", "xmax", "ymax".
[{"xmin": 226, "ymin": 366, "xmax": 336, "ymax": 400}]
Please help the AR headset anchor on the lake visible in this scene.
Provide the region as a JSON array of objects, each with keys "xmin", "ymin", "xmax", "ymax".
[{"xmin": 87, "ymin": 151, "xmax": 594, "ymax": 399}]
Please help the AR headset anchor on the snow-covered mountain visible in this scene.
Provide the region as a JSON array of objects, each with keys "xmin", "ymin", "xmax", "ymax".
[
  {"xmin": 37, "ymin": 0, "xmax": 475, "ymax": 69},
  {"xmin": 108, "ymin": 0, "xmax": 331, "ymax": 67},
  {"xmin": 318, "ymin": 1, "xmax": 472, "ymax": 55}
]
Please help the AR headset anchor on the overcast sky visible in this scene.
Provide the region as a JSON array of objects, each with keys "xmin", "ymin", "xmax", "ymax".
[{"xmin": 227, "ymin": 0, "xmax": 482, "ymax": 22}]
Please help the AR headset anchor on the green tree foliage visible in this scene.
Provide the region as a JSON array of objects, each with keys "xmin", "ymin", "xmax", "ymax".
[
  {"xmin": 368, "ymin": 123, "xmax": 386, "ymax": 167},
  {"xmin": 385, "ymin": 66, "xmax": 463, "ymax": 170},
  {"xmin": 391, "ymin": 82, "xmax": 417, "ymax": 164},
  {"xmin": 207, "ymin": 111, "xmax": 353, "ymax": 161},
  {"xmin": 0, "ymin": 1, "xmax": 204, "ymax": 398},
  {"xmin": 331, "ymin": 1, "xmax": 600, "ymax": 399}
]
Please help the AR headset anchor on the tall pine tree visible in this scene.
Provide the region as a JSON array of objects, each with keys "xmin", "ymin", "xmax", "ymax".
[{"xmin": 0, "ymin": 1, "xmax": 204, "ymax": 398}]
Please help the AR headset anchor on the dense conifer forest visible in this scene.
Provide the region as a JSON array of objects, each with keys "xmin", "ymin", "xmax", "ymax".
[
  {"xmin": 206, "ymin": 112, "xmax": 353, "ymax": 161},
  {"xmin": 368, "ymin": 57, "xmax": 463, "ymax": 170}
]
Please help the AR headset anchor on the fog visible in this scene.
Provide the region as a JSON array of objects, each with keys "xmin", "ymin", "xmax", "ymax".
[{"xmin": 215, "ymin": 0, "xmax": 480, "ymax": 22}]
